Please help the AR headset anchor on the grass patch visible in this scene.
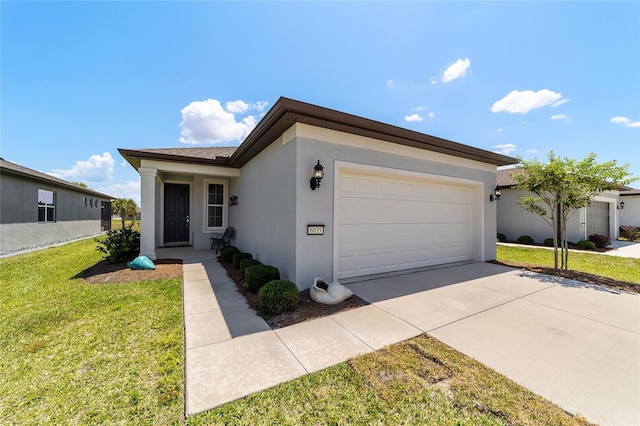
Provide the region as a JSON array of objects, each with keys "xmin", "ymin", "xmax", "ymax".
[
  {"xmin": 0, "ymin": 238, "xmax": 184, "ymax": 425},
  {"xmin": 191, "ymin": 335, "xmax": 591, "ymax": 425},
  {"xmin": 497, "ymin": 245, "xmax": 640, "ymax": 285}
]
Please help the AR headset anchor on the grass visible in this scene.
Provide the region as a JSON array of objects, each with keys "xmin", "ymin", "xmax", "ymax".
[
  {"xmin": 1, "ymin": 239, "xmax": 593, "ymax": 425},
  {"xmin": 0, "ymin": 238, "xmax": 183, "ymax": 425},
  {"xmin": 191, "ymin": 335, "xmax": 590, "ymax": 425},
  {"xmin": 497, "ymin": 244, "xmax": 640, "ymax": 285}
]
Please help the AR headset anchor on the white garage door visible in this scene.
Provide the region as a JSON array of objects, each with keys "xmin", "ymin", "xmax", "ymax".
[
  {"xmin": 337, "ymin": 168, "xmax": 476, "ymax": 279},
  {"xmin": 587, "ymin": 201, "xmax": 610, "ymax": 236}
]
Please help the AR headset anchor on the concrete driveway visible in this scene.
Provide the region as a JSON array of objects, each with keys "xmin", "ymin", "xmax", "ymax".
[{"xmin": 346, "ymin": 262, "xmax": 640, "ymax": 426}]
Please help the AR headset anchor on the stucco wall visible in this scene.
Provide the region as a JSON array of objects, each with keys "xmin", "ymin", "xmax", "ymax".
[
  {"xmin": 230, "ymin": 138, "xmax": 298, "ymax": 284},
  {"xmin": 497, "ymin": 189, "xmax": 620, "ymax": 243},
  {"xmin": 619, "ymin": 195, "xmax": 640, "ymax": 228},
  {"xmin": 0, "ymin": 174, "xmax": 108, "ymax": 254}
]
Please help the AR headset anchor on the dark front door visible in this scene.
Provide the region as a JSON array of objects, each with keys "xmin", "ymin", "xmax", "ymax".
[{"xmin": 164, "ymin": 183, "xmax": 190, "ymax": 244}]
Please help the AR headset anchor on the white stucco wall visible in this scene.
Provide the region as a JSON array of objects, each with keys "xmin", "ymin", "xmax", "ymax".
[
  {"xmin": 497, "ymin": 189, "xmax": 620, "ymax": 243},
  {"xmin": 619, "ymin": 195, "xmax": 640, "ymax": 228}
]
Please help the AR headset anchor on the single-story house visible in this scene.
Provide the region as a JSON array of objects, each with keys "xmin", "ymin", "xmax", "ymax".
[
  {"xmin": 0, "ymin": 158, "xmax": 114, "ymax": 255},
  {"xmin": 496, "ymin": 168, "xmax": 622, "ymax": 244},
  {"xmin": 119, "ymin": 97, "xmax": 516, "ymax": 289},
  {"xmin": 619, "ymin": 188, "xmax": 640, "ymax": 228}
]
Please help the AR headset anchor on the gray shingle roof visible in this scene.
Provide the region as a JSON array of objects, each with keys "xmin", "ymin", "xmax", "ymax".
[{"xmin": 0, "ymin": 157, "xmax": 114, "ymax": 199}]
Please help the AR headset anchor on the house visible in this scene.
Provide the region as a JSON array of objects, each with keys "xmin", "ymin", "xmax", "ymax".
[
  {"xmin": 119, "ymin": 97, "xmax": 516, "ymax": 289},
  {"xmin": 496, "ymin": 167, "xmax": 622, "ymax": 244},
  {"xmin": 0, "ymin": 158, "xmax": 114, "ymax": 255},
  {"xmin": 619, "ymin": 188, "xmax": 640, "ymax": 228}
]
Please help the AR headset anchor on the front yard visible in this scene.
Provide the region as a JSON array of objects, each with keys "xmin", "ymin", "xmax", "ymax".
[{"xmin": 1, "ymin": 239, "xmax": 594, "ymax": 425}]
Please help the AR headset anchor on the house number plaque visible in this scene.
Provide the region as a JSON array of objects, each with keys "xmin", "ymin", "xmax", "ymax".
[{"xmin": 307, "ymin": 225, "xmax": 325, "ymax": 235}]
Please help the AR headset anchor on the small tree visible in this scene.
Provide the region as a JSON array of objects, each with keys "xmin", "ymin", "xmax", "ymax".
[
  {"xmin": 112, "ymin": 198, "xmax": 139, "ymax": 228},
  {"xmin": 513, "ymin": 152, "xmax": 635, "ymax": 270}
]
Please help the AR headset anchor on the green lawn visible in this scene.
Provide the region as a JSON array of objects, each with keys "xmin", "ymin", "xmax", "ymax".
[
  {"xmin": 1, "ymin": 239, "xmax": 592, "ymax": 425},
  {"xmin": 497, "ymin": 244, "xmax": 640, "ymax": 285}
]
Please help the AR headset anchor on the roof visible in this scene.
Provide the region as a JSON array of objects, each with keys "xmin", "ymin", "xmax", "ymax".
[
  {"xmin": 119, "ymin": 97, "xmax": 518, "ymax": 169},
  {"xmin": 496, "ymin": 168, "xmax": 523, "ymax": 188},
  {"xmin": 0, "ymin": 158, "xmax": 115, "ymax": 199},
  {"xmin": 620, "ymin": 188, "xmax": 640, "ymax": 196}
]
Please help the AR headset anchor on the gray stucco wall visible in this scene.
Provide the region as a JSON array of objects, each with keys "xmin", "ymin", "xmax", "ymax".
[
  {"xmin": 230, "ymin": 138, "xmax": 298, "ymax": 283},
  {"xmin": 619, "ymin": 195, "xmax": 640, "ymax": 227},
  {"xmin": 0, "ymin": 174, "xmax": 108, "ymax": 254}
]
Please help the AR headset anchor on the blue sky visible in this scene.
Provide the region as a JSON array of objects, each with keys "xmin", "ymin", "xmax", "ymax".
[{"xmin": 2, "ymin": 1, "xmax": 639, "ymax": 205}]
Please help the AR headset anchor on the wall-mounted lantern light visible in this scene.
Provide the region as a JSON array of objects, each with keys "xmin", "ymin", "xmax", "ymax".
[
  {"xmin": 310, "ymin": 160, "xmax": 324, "ymax": 190},
  {"xmin": 617, "ymin": 201, "xmax": 625, "ymax": 210},
  {"xmin": 490, "ymin": 185, "xmax": 501, "ymax": 202}
]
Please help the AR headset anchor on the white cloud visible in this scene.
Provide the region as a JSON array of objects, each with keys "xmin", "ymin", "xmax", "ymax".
[
  {"xmin": 491, "ymin": 89, "xmax": 565, "ymax": 114},
  {"xmin": 492, "ymin": 143, "xmax": 517, "ymax": 155},
  {"xmin": 404, "ymin": 114, "xmax": 423, "ymax": 122},
  {"xmin": 411, "ymin": 106, "xmax": 427, "ymax": 112},
  {"xmin": 179, "ymin": 99, "xmax": 268, "ymax": 145},
  {"xmin": 49, "ymin": 152, "xmax": 115, "ymax": 183},
  {"xmin": 497, "ymin": 128, "xmax": 503, "ymax": 133},
  {"xmin": 526, "ymin": 149, "xmax": 538, "ymax": 154},
  {"xmin": 428, "ymin": 111, "xmax": 435, "ymax": 119},
  {"xmin": 430, "ymin": 77, "xmax": 438, "ymax": 85},
  {"xmin": 99, "ymin": 181, "xmax": 142, "ymax": 206},
  {"xmin": 550, "ymin": 114, "xmax": 567, "ymax": 120},
  {"xmin": 386, "ymin": 79, "xmax": 394, "ymax": 88},
  {"xmin": 442, "ymin": 58, "xmax": 471, "ymax": 83},
  {"xmin": 610, "ymin": 116, "xmax": 640, "ymax": 128}
]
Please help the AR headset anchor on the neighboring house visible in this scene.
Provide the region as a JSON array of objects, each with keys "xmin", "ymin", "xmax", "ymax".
[
  {"xmin": 496, "ymin": 168, "xmax": 622, "ymax": 244},
  {"xmin": 619, "ymin": 188, "xmax": 640, "ymax": 228},
  {"xmin": 119, "ymin": 97, "xmax": 516, "ymax": 289},
  {"xmin": 0, "ymin": 158, "xmax": 114, "ymax": 255}
]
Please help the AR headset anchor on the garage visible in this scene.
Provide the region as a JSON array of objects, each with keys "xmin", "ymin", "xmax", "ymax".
[
  {"xmin": 586, "ymin": 201, "xmax": 610, "ymax": 236},
  {"xmin": 336, "ymin": 166, "xmax": 479, "ymax": 279}
]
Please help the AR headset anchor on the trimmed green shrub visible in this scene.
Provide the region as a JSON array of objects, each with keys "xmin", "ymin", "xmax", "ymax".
[
  {"xmin": 516, "ymin": 235, "xmax": 534, "ymax": 245},
  {"xmin": 258, "ymin": 280, "xmax": 299, "ymax": 316},
  {"xmin": 240, "ymin": 258, "xmax": 263, "ymax": 278},
  {"xmin": 497, "ymin": 233, "xmax": 507, "ymax": 242},
  {"xmin": 620, "ymin": 225, "xmax": 640, "ymax": 241},
  {"xmin": 220, "ymin": 246, "xmax": 240, "ymax": 263},
  {"xmin": 576, "ymin": 240, "xmax": 596, "ymax": 250},
  {"xmin": 543, "ymin": 238, "xmax": 556, "ymax": 247},
  {"xmin": 96, "ymin": 226, "xmax": 140, "ymax": 263},
  {"xmin": 232, "ymin": 252, "xmax": 253, "ymax": 270},
  {"xmin": 588, "ymin": 234, "xmax": 611, "ymax": 249},
  {"xmin": 244, "ymin": 264, "xmax": 280, "ymax": 293}
]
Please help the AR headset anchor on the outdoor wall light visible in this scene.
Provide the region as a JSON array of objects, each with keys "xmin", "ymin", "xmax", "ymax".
[
  {"xmin": 618, "ymin": 201, "xmax": 625, "ymax": 210},
  {"xmin": 310, "ymin": 160, "xmax": 324, "ymax": 190},
  {"xmin": 490, "ymin": 185, "xmax": 501, "ymax": 202}
]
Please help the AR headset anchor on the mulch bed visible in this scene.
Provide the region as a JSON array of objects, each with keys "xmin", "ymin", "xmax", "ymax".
[
  {"xmin": 218, "ymin": 260, "xmax": 369, "ymax": 329},
  {"xmin": 78, "ymin": 258, "xmax": 183, "ymax": 284}
]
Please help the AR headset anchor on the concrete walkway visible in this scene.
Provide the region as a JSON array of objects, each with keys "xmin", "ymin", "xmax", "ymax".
[{"xmin": 159, "ymin": 248, "xmax": 639, "ymax": 425}]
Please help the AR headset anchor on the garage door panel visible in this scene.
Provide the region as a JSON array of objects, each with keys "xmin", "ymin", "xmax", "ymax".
[{"xmin": 337, "ymin": 169, "xmax": 476, "ymax": 279}]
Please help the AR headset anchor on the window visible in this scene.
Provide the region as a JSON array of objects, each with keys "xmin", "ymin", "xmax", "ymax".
[
  {"xmin": 38, "ymin": 189, "xmax": 56, "ymax": 222},
  {"xmin": 207, "ymin": 183, "xmax": 224, "ymax": 228}
]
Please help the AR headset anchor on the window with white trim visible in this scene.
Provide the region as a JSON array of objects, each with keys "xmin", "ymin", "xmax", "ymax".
[
  {"xmin": 204, "ymin": 180, "xmax": 227, "ymax": 231},
  {"xmin": 38, "ymin": 189, "xmax": 56, "ymax": 222}
]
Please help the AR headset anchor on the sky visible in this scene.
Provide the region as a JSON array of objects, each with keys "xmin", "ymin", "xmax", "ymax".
[{"xmin": 2, "ymin": 1, "xmax": 639, "ymax": 205}]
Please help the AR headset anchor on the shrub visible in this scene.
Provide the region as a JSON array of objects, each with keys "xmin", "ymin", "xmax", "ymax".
[
  {"xmin": 240, "ymin": 258, "xmax": 263, "ymax": 278},
  {"xmin": 220, "ymin": 246, "xmax": 240, "ymax": 263},
  {"xmin": 232, "ymin": 252, "xmax": 253, "ymax": 270},
  {"xmin": 516, "ymin": 235, "xmax": 534, "ymax": 245},
  {"xmin": 96, "ymin": 226, "xmax": 140, "ymax": 263},
  {"xmin": 588, "ymin": 234, "xmax": 611, "ymax": 249},
  {"xmin": 497, "ymin": 233, "xmax": 507, "ymax": 242},
  {"xmin": 576, "ymin": 240, "xmax": 596, "ymax": 250},
  {"xmin": 620, "ymin": 226, "xmax": 640, "ymax": 241},
  {"xmin": 543, "ymin": 238, "xmax": 556, "ymax": 247},
  {"xmin": 258, "ymin": 280, "xmax": 299, "ymax": 316},
  {"xmin": 244, "ymin": 264, "xmax": 280, "ymax": 293}
]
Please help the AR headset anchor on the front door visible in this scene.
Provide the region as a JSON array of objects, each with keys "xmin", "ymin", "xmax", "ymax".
[{"xmin": 164, "ymin": 183, "xmax": 190, "ymax": 244}]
